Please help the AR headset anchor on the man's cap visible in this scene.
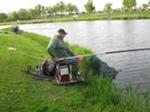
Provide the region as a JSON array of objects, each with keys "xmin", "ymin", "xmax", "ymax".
[{"xmin": 58, "ymin": 29, "xmax": 68, "ymax": 34}]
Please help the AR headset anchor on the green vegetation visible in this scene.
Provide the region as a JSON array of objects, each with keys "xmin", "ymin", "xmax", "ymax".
[
  {"xmin": 123, "ymin": 0, "xmax": 136, "ymax": 10},
  {"xmin": 104, "ymin": 3, "xmax": 113, "ymax": 18},
  {"xmin": 0, "ymin": 11, "xmax": 150, "ymax": 26},
  {"xmin": 84, "ymin": 0, "xmax": 95, "ymax": 13},
  {"xmin": 0, "ymin": 28, "xmax": 150, "ymax": 112},
  {"xmin": 0, "ymin": 0, "xmax": 150, "ymax": 25}
]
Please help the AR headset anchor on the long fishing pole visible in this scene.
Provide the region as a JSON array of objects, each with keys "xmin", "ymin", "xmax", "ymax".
[
  {"xmin": 59, "ymin": 47, "xmax": 150, "ymax": 61},
  {"xmin": 10, "ymin": 47, "xmax": 150, "ymax": 61},
  {"xmin": 1, "ymin": 43, "xmax": 150, "ymax": 61}
]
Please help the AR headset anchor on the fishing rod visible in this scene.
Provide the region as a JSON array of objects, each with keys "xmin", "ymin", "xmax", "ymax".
[
  {"xmin": 1, "ymin": 43, "xmax": 150, "ymax": 61},
  {"xmin": 59, "ymin": 47, "xmax": 150, "ymax": 61},
  {"xmin": 18, "ymin": 47, "xmax": 150, "ymax": 61}
]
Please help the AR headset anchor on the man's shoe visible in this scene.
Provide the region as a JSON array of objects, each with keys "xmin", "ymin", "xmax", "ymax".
[{"xmin": 71, "ymin": 76, "xmax": 78, "ymax": 81}]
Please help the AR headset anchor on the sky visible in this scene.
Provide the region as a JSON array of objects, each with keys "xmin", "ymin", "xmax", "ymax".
[{"xmin": 0, "ymin": 0, "xmax": 149, "ymax": 13}]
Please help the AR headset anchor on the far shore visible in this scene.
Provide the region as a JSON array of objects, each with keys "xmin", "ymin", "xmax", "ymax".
[{"xmin": 0, "ymin": 12, "xmax": 150, "ymax": 26}]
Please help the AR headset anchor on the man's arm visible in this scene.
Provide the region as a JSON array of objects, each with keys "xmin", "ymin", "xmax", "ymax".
[
  {"xmin": 47, "ymin": 39, "xmax": 59, "ymax": 58},
  {"xmin": 66, "ymin": 48, "xmax": 75, "ymax": 56}
]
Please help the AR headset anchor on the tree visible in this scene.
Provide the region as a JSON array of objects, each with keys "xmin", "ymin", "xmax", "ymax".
[
  {"xmin": 66, "ymin": 3, "xmax": 78, "ymax": 14},
  {"xmin": 17, "ymin": 9, "xmax": 30, "ymax": 20},
  {"xmin": 123, "ymin": 0, "xmax": 136, "ymax": 11},
  {"xmin": 0, "ymin": 13, "xmax": 7, "ymax": 21},
  {"xmin": 45, "ymin": 7, "xmax": 54, "ymax": 17},
  {"xmin": 40, "ymin": 6, "xmax": 46, "ymax": 17},
  {"xmin": 55, "ymin": 1, "xmax": 66, "ymax": 15},
  {"xmin": 104, "ymin": 3, "xmax": 113, "ymax": 17},
  {"xmin": 74, "ymin": 7, "xmax": 79, "ymax": 14},
  {"xmin": 142, "ymin": 4, "xmax": 149, "ymax": 11},
  {"xmin": 34, "ymin": 4, "xmax": 45, "ymax": 18},
  {"xmin": 148, "ymin": 0, "xmax": 150, "ymax": 10},
  {"xmin": 28, "ymin": 8, "xmax": 38, "ymax": 19},
  {"xmin": 51, "ymin": 5, "xmax": 59, "ymax": 15},
  {"xmin": 8, "ymin": 11, "xmax": 19, "ymax": 21},
  {"xmin": 84, "ymin": 0, "xmax": 95, "ymax": 13}
]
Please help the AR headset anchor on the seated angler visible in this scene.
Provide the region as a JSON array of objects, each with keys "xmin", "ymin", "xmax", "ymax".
[{"xmin": 47, "ymin": 29, "xmax": 80, "ymax": 80}]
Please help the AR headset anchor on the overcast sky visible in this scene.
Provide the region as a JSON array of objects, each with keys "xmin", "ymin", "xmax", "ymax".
[{"xmin": 0, "ymin": 0, "xmax": 149, "ymax": 13}]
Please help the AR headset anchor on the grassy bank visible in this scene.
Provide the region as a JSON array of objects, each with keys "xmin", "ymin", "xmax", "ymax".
[
  {"xmin": 0, "ymin": 28, "xmax": 150, "ymax": 112},
  {"xmin": 0, "ymin": 11, "xmax": 150, "ymax": 26}
]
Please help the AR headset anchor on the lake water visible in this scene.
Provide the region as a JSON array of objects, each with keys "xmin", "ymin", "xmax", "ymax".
[{"xmin": 1, "ymin": 20, "xmax": 150, "ymax": 92}]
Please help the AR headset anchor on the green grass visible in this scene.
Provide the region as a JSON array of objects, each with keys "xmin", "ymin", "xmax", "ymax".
[
  {"xmin": 0, "ymin": 11, "xmax": 150, "ymax": 26},
  {"xmin": 0, "ymin": 28, "xmax": 150, "ymax": 112}
]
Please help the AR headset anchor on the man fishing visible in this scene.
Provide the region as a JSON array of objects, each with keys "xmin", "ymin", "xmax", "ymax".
[{"xmin": 47, "ymin": 29, "xmax": 80, "ymax": 80}]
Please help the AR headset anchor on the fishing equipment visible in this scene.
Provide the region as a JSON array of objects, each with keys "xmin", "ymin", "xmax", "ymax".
[
  {"xmin": 54, "ymin": 60, "xmax": 85, "ymax": 85},
  {"xmin": 2, "ymin": 43, "xmax": 150, "ymax": 84},
  {"xmin": 25, "ymin": 60, "xmax": 55, "ymax": 81},
  {"xmin": 1, "ymin": 43, "xmax": 150, "ymax": 60},
  {"xmin": 25, "ymin": 59, "xmax": 85, "ymax": 84},
  {"xmin": 58, "ymin": 47, "xmax": 150, "ymax": 61}
]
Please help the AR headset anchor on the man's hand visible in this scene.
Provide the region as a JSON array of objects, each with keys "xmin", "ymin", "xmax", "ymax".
[
  {"xmin": 53, "ymin": 57, "xmax": 59, "ymax": 62},
  {"xmin": 76, "ymin": 55, "xmax": 84, "ymax": 61}
]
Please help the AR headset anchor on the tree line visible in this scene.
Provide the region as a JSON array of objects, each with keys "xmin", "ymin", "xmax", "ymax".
[
  {"xmin": 0, "ymin": 1, "xmax": 78, "ymax": 21},
  {"xmin": 0, "ymin": 0, "xmax": 150, "ymax": 22}
]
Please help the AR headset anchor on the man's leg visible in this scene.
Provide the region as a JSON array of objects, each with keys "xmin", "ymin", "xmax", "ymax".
[
  {"xmin": 60, "ymin": 59, "xmax": 79, "ymax": 80},
  {"xmin": 71, "ymin": 59, "xmax": 79, "ymax": 79}
]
